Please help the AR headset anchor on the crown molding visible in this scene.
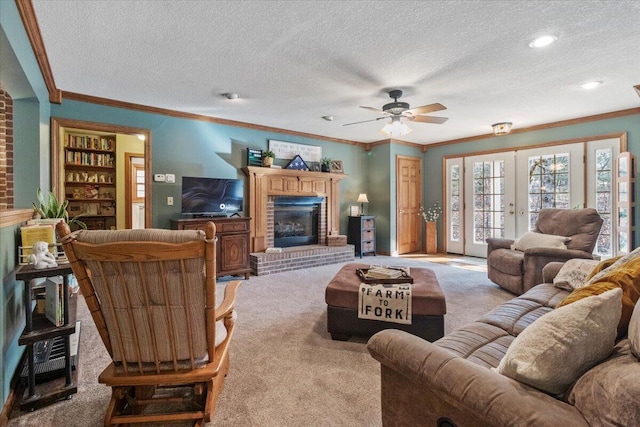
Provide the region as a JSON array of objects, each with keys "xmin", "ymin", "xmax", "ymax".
[
  {"xmin": 426, "ymin": 107, "xmax": 640, "ymax": 149},
  {"xmin": 15, "ymin": 0, "xmax": 61, "ymax": 103},
  {"xmin": 61, "ymin": 91, "xmax": 365, "ymax": 148}
]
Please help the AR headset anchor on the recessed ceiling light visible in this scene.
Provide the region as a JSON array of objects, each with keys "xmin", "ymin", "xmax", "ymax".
[
  {"xmin": 224, "ymin": 93, "xmax": 239, "ymax": 100},
  {"xmin": 580, "ymin": 81, "xmax": 603, "ymax": 90},
  {"xmin": 322, "ymin": 115, "xmax": 334, "ymax": 121},
  {"xmin": 528, "ymin": 35, "xmax": 557, "ymax": 48}
]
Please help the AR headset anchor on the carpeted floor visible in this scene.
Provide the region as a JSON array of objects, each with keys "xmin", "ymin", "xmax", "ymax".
[{"xmin": 8, "ymin": 256, "xmax": 512, "ymax": 426}]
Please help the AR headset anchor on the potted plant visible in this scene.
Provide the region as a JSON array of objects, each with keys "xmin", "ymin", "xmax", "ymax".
[
  {"xmin": 32, "ymin": 188, "xmax": 87, "ymax": 229},
  {"xmin": 321, "ymin": 157, "xmax": 332, "ymax": 172},
  {"xmin": 263, "ymin": 150, "xmax": 276, "ymax": 167}
]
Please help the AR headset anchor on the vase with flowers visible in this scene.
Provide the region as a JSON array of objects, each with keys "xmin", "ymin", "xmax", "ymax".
[{"xmin": 419, "ymin": 201, "xmax": 442, "ymax": 254}]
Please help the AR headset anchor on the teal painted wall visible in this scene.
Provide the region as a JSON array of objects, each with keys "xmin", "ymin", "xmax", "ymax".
[
  {"xmin": 1, "ymin": 1, "xmax": 51, "ymax": 409},
  {"xmin": 423, "ymin": 114, "xmax": 640, "ymax": 248},
  {"xmin": 50, "ymin": 100, "xmax": 366, "ymax": 232}
]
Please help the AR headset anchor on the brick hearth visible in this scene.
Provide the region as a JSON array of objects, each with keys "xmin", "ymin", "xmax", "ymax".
[{"xmin": 250, "ymin": 245, "xmax": 354, "ymax": 276}]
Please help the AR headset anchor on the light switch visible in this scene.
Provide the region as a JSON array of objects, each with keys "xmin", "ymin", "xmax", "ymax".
[
  {"xmin": 167, "ymin": 196, "xmax": 174, "ymax": 206},
  {"xmin": 154, "ymin": 174, "xmax": 166, "ymax": 182},
  {"xmin": 166, "ymin": 174, "xmax": 175, "ymax": 183}
]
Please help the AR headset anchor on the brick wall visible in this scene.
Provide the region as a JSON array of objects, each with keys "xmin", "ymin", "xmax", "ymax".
[{"xmin": 0, "ymin": 86, "xmax": 14, "ymax": 209}]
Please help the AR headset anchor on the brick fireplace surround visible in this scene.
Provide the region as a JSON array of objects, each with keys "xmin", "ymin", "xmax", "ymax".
[{"xmin": 242, "ymin": 167, "xmax": 354, "ymax": 275}]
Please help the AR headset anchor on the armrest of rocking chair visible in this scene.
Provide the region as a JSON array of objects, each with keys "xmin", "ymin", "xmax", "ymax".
[{"xmin": 215, "ymin": 280, "xmax": 242, "ymax": 321}]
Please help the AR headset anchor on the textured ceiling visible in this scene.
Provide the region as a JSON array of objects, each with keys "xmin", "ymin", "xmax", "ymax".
[{"xmin": 31, "ymin": 0, "xmax": 640, "ymax": 145}]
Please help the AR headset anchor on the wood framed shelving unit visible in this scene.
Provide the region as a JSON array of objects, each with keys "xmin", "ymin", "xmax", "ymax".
[
  {"xmin": 62, "ymin": 132, "xmax": 117, "ymax": 230},
  {"xmin": 15, "ymin": 264, "xmax": 79, "ymax": 411}
]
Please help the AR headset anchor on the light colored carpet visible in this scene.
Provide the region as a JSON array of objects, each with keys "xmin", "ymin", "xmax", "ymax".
[{"xmin": 8, "ymin": 256, "xmax": 512, "ymax": 426}]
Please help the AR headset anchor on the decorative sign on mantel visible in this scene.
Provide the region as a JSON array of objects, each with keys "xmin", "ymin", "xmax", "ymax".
[{"xmin": 268, "ymin": 140, "xmax": 322, "ymax": 162}]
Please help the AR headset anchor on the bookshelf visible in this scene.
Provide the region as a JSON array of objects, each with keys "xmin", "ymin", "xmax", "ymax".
[
  {"xmin": 63, "ymin": 132, "xmax": 117, "ymax": 230},
  {"xmin": 15, "ymin": 264, "xmax": 79, "ymax": 410}
]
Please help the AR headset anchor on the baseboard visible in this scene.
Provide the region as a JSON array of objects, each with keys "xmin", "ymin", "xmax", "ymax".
[{"xmin": 0, "ymin": 352, "xmax": 27, "ymax": 426}]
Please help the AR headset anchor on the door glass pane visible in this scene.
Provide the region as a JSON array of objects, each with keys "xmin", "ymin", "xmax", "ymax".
[
  {"xmin": 473, "ymin": 160, "xmax": 505, "ymax": 244},
  {"xmin": 449, "ymin": 164, "xmax": 461, "ymax": 241},
  {"xmin": 594, "ymin": 148, "xmax": 612, "ymax": 256},
  {"xmin": 527, "ymin": 153, "xmax": 570, "ymax": 230}
]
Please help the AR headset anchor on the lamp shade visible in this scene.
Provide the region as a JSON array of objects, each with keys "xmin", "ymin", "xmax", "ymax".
[{"xmin": 356, "ymin": 193, "xmax": 369, "ymax": 203}]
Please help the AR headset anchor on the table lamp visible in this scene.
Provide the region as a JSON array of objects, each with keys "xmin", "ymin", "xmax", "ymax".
[{"xmin": 357, "ymin": 193, "xmax": 369, "ymax": 216}]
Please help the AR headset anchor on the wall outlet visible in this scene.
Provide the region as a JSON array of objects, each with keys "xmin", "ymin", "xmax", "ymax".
[{"xmin": 167, "ymin": 196, "xmax": 174, "ymax": 206}]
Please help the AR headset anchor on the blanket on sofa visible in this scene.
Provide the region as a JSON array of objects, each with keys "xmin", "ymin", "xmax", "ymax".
[{"xmin": 358, "ymin": 283, "xmax": 412, "ymax": 324}]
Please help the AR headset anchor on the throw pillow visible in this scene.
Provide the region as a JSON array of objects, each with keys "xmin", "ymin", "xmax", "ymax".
[
  {"xmin": 557, "ymin": 254, "xmax": 640, "ymax": 336},
  {"xmin": 586, "ymin": 246, "xmax": 640, "ymax": 285},
  {"xmin": 629, "ymin": 301, "xmax": 640, "ymax": 360},
  {"xmin": 496, "ymin": 288, "xmax": 621, "ymax": 395},
  {"xmin": 553, "ymin": 258, "xmax": 600, "ymax": 291},
  {"xmin": 510, "ymin": 231, "xmax": 569, "ymax": 251}
]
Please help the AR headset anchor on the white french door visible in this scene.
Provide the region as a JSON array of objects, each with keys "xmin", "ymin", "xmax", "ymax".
[
  {"xmin": 463, "ymin": 153, "xmax": 516, "ymax": 257},
  {"xmin": 445, "ymin": 137, "xmax": 621, "ymax": 258}
]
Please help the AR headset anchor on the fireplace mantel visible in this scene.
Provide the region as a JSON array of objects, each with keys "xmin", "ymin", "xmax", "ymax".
[{"xmin": 242, "ymin": 166, "xmax": 347, "ymax": 252}]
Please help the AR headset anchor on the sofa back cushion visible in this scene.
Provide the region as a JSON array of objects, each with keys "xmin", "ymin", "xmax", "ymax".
[
  {"xmin": 566, "ymin": 340, "xmax": 640, "ymax": 427},
  {"xmin": 534, "ymin": 208, "xmax": 603, "ymax": 253},
  {"xmin": 496, "ymin": 288, "xmax": 621, "ymax": 395}
]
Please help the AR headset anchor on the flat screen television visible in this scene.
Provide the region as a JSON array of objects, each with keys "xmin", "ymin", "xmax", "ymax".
[{"xmin": 181, "ymin": 177, "xmax": 244, "ymax": 217}]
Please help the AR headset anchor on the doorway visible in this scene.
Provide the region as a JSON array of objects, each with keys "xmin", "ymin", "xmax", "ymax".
[
  {"xmin": 125, "ymin": 153, "xmax": 145, "ymax": 229},
  {"xmin": 51, "ymin": 118, "xmax": 152, "ymax": 229}
]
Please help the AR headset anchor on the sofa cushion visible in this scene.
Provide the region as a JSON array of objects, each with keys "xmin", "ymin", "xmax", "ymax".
[
  {"xmin": 557, "ymin": 253, "xmax": 640, "ymax": 336},
  {"xmin": 553, "ymin": 258, "xmax": 600, "ymax": 291},
  {"xmin": 435, "ymin": 284, "xmax": 568, "ymax": 369},
  {"xmin": 565, "ymin": 340, "xmax": 640, "ymax": 427},
  {"xmin": 496, "ymin": 288, "xmax": 621, "ymax": 395},
  {"xmin": 629, "ymin": 302, "xmax": 640, "ymax": 359},
  {"xmin": 511, "ymin": 231, "xmax": 569, "ymax": 251}
]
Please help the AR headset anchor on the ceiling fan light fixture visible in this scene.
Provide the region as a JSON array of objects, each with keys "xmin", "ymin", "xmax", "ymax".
[
  {"xmin": 492, "ymin": 122, "xmax": 513, "ymax": 136},
  {"xmin": 380, "ymin": 117, "xmax": 412, "ymax": 137}
]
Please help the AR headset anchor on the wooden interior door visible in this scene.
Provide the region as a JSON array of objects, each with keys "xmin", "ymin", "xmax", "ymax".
[{"xmin": 396, "ymin": 155, "xmax": 422, "ymax": 254}]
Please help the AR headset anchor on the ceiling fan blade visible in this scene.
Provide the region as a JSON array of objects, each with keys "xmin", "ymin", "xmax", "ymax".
[
  {"xmin": 342, "ymin": 117, "xmax": 387, "ymax": 126},
  {"xmin": 406, "ymin": 102, "xmax": 447, "ymax": 115},
  {"xmin": 407, "ymin": 115, "xmax": 449, "ymax": 124},
  {"xmin": 359, "ymin": 106, "xmax": 385, "ymax": 113}
]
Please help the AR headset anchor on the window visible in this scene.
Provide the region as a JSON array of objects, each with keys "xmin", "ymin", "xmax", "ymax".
[
  {"xmin": 450, "ymin": 164, "xmax": 461, "ymax": 241},
  {"xmin": 594, "ymin": 148, "xmax": 613, "ymax": 256},
  {"xmin": 527, "ymin": 153, "xmax": 570, "ymax": 229},
  {"xmin": 473, "ymin": 160, "xmax": 505, "ymax": 243}
]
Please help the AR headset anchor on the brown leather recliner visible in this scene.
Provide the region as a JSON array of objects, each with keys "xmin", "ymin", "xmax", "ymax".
[{"xmin": 486, "ymin": 208, "xmax": 603, "ymax": 295}]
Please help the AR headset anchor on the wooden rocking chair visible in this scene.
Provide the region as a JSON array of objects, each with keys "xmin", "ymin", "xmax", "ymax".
[{"xmin": 57, "ymin": 221, "xmax": 241, "ymax": 426}]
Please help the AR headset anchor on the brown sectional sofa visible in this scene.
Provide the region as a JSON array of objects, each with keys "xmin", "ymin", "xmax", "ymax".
[{"xmin": 367, "ymin": 262, "xmax": 640, "ymax": 427}]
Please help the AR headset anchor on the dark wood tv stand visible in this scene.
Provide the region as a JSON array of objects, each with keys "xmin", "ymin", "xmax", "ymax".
[{"xmin": 170, "ymin": 217, "xmax": 251, "ymax": 279}]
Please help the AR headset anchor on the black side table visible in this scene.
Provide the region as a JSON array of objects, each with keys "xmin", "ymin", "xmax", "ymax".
[{"xmin": 15, "ymin": 263, "xmax": 77, "ymax": 410}]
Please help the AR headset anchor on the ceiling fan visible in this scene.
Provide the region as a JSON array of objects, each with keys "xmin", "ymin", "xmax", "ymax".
[{"xmin": 343, "ymin": 90, "xmax": 448, "ymax": 136}]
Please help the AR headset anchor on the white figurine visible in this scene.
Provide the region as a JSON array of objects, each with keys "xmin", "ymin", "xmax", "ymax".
[{"xmin": 27, "ymin": 241, "xmax": 58, "ymax": 269}]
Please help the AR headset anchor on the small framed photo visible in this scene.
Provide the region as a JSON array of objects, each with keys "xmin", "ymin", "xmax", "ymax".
[
  {"xmin": 310, "ymin": 162, "xmax": 321, "ymax": 172},
  {"xmin": 350, "ymin": 205, "xmax": 360, "ymax": 216},
  {"xmin": 247, "ymin": 148, "xmax": 263, "ymax": 167},
  {"xmin": 330, "ymin": 160, "xmax": 344, "ymax": 174}
]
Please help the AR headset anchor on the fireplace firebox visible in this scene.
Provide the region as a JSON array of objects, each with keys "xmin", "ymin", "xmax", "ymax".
[{"xmin": 273, "ymin": 196, "xmax": 323, "ymax": 248}]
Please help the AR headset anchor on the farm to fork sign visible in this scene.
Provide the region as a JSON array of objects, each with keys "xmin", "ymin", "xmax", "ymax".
[{"xmin": 358, "ymin": 283, "xmax": 412, "ymax": 325}]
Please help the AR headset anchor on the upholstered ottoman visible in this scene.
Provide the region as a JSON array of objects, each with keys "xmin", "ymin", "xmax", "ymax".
[{"xmin": 325, "ymin": 263, "xmax": 446, "ymax": 341}]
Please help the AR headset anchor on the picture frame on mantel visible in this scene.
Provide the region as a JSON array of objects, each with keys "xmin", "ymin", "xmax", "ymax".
[
  {"xmin": 350, "ymin": 205, "xmax": 360, "ymax": 216},
  {"xmin": 330, "ymin": 160, "xmax": 344, "ymax": 174}
]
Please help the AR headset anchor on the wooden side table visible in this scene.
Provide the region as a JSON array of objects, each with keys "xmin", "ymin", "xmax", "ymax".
[{"xmin": 15, "ymin": 263, "xmax": 78, "ymax": 410}]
